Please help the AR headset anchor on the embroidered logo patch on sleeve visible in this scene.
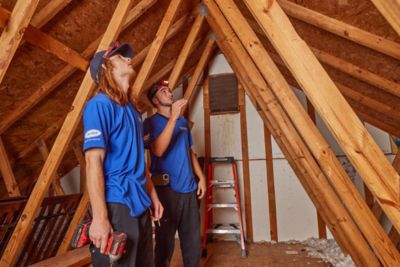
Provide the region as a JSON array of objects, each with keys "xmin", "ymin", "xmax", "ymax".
[{"xmin": 85, "ymin": 129, "xmax": 102, "ymax": 139}]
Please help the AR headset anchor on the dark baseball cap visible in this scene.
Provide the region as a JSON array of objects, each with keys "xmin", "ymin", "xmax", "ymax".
[
  {"xmin": 147, "ymin": 80, "xmax": 170, "ymax": 102},
  {"xmin": 89, "ymin": 41, "xmax": 134, "ymax": 84}
]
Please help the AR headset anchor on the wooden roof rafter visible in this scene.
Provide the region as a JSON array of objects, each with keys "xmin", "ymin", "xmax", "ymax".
[
  {"xmin": 210, "ymin": 0, "xmax": 400, "ymax": 265},
  {"xmin": 0, "ymin": 0, "xmax": 134, "ymax": 265},
  {"xmin": 244, "ymin": 0, "xmax": 400, "ymax": 236},
  {"xmin": 203, "ymin": 1, "xmax": 379, "ymax": 264},
  {"xmin": 369, "ymin": 0, "xmax": 400, "ymax": 36}
]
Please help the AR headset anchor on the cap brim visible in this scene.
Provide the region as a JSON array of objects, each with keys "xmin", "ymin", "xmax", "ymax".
[{"xmin": 108, "ymin": 43, "xmax": 134, "ymax": 58}]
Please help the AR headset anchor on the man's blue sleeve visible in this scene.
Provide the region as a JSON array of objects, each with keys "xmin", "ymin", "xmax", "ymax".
[
  {"xmin": 143, "ymin": 117, "xmax": 163, "ymax": 149},
  {"xmin": 186, "ymin": 120, "xmax": 193, "ymax": 147},
  {"xmin": 82, "ymin": 101, "xmax": 110, "ymax": 152}
]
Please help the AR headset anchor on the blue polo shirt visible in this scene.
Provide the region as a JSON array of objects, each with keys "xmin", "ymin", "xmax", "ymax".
[
  {"xmin": 143, "ymin": 114, "xmax": 197, "ymax": 193},
  {"xmin": 82, "ymin": 93, "xmax": 151, "ymax": 217}
]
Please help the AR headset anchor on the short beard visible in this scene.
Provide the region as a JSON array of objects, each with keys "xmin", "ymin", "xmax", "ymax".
[{"xmin": 155, "ymin": 96, "xmax": 172, "ymax": 107}]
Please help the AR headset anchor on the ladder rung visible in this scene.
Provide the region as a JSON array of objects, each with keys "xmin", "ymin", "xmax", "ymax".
[
  {"xmin": 210, "ymin": 157, "xmax": 235, "ymax": 163},
  {"xmin": 209, "ymin": 203, "xmax": 237, "ymax": 209},
  {"xmin": 210, "ymin": 179, "xmax": 234, "ymax": 184},
  {"xmin": 207, "ymin": 229, "xmax": 241, "ymax": 234}
]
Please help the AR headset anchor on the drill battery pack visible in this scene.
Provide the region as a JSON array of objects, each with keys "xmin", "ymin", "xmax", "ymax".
[{"xmin": 71, "ymin": 220, "xmax": 91, "ymax": 249}]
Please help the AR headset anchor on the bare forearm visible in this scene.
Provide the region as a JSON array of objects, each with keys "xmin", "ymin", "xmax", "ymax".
[
  {"xmin": 151, "ymin": 118, "xmax": 177, "ymax": 156},
  {"xmin": 86, "ymin": 156, "xmax": 108, "ymax": 220},
  {"xmin": 191, "ymin": 149, "xmax": 206, "ymax": 181},
  {"xmin": 146, "ymin": 168, "xmax": 159, "ymax": 202}
]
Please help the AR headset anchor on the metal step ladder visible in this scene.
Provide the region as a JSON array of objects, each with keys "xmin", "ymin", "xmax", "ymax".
[{"xmin": 201, "ymin": 156, "xmax": 247, "ymax": 258}]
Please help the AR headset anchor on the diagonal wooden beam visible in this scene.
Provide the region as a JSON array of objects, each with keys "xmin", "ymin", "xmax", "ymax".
[
  {"xmin": 212, "ymin": 0, "xmax": 400, "ymax": 265},
  {"xmin": 0, "ymin": 0, "xmax": 158, "ymax": 135},
  {"xmin": 369, "ymin": 0, "xmax": 400, "ymax": 36},
  {"xmin": 277, "ymin": 0, "xmax": 400, "ymax": 61},
  {"xmin": 131, "ymin": 0, "xmax": 184, "ymax": 99},
  {"xmin": 0, "ymin": 137, "xmax": 21, "ymax": 197},
  {"xmin": 0, "ymin": 6, "xmax": 87, "ymax": 71},
  {"xmin": 244, "ymin": 0, "xmax": 400, "ymax": 232},
  {"xmin": 203, "ymin": 2, "xmax": 379, "ymax": 264},
  {"xmin": 31, "ymin": 0, "xmax": 73, "ymax": 28},
  {"xmin": 169, "ymin": 13, "xmax": 206, "ymax": 89},
  {"xmin": 0, "ymin": 0, "xmax": 40, "ymax": 83},
  {"xmin": 0, "ymin": 1, "xmax": 133, "ymax": 265}
]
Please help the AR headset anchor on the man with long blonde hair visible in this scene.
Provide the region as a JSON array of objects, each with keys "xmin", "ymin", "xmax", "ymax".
[{"xmin": 83, "ymin": 42, "xmax": 163, "ymax": 266}]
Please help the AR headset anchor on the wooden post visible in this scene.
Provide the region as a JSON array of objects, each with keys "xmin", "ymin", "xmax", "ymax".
[
  {"xmin": 0, "ymin": 137, "xmax": 21, "ymax": 196},
  {"xmin": 203, "ymin": 0, "xmax": 385, "ymax": 265},
  {"xmin": 238, "ymin": 84, "xmax": 253, "ymax": 242},
  {"xmin": 168, "ymin": 13, "xmax": 205, "ymax": 89},
  {"xmin": 203, "ymin": 76, "xmax": 211, "ymax": 168},
  {"xmin": 306, "ymin": 100, "xmax": 327, "ymax": 239},
  {"xmin": 131, "ymin": 0, "xmax": 184, "ymax": 99},
  {"xmin": 0, "ymin": 0, "xmax": 40, "ymax": 83},
  {"xmin": 35, "ymin": 138, "xmax": 65, "ymax": 196},
  {"xmin": 30, "ymin": 0, "xmax": 73, "ymax": 28},
  {"xmin": 369, "ymin": 0, "xmax": 400, "ymax": 36},
  {"xmin": 277, "ymin": 0, "xmax": 400, "ymax": 60},
  {"xmin": 244, "ymin": 0, "xmax": 400, "ymax": 233},
  {"xmin": 0, "ymin": 1, "xmax": 133, "ymax": 265},
  {"xmin": 263, "ymin": 125, "xmax": 278, "ymax": 241}
]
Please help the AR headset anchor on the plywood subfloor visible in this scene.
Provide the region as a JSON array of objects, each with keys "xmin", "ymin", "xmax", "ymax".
[{"xmin": 170, "ymin": 240, "xmax": 330, "ymax": 267}]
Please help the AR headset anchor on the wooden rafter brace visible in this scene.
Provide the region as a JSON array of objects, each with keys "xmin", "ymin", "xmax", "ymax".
[
  {"xmin": 243, "ymin": 0, "xmax": 400, "ymax": 235},
  {"xmin": 277, "ymin": 0, "xmax": 400, "ymax": 61},
  {"xmin": 203, "ymin": 1, "xmax": 379, "ymax": 265},
  {"xmin": 0, "ymin": 0, "xmax": 41, "ymax": 83},
  {"xmin": 205, "ymin": 0, "xmax": 400, "ymax": 265},
  {"xmin": 72, "ymin": 140, "xmax": 86, "ymax": 193},
  {"xmin": 168, "ymin": 12, "xmax": 206, "ymax": 89},
  {"xmin": 238, "ymin": 84, "xmax": 254, "ymax": 241},
  {"xmin": 369, "ymin": 0, "xmax": 400, "ymax": 36},
  {"xmin": 30, "ymin": 0, "xmax": 73, "ymax": 28},
  {"xmin": 35, "ymin": 139, "xmax": 65, "ymax": 196},
  {"xmin": 0, "ymin": 1, "xmax": 133, "ymax": 265},
  {"xmin": 131, "ymin": 0, "xmax": 184, "ymax": 101},
  {"xmin": 0, "ymin": 137, "xmax": 21, "ymax": 197}
]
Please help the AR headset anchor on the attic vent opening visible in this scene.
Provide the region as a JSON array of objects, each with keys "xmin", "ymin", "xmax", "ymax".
[{"xmin": 209, "ymin": 73, "xmax": 238, "ymax": 114}]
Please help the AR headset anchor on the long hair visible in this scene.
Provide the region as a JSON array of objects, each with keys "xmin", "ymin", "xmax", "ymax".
[{"xmin": 98, "ymin": 58, "xmax": 129, "ymax": 106}]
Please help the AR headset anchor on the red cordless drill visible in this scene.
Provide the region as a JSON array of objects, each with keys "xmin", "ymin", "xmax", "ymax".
[{"xmin": 72, "ymin": 220, "xmax": 127, "ymax": 263}]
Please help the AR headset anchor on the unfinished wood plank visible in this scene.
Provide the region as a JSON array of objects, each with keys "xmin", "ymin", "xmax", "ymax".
[
  {"xmin": 203, "ymin": 3, "xmax": 379, "ymax": 264},
  {"xmin": 35, "ymin": 139, "xmax": 65, "ymax": 196},
  {"xmin": 183, "ymin": 37, "xmax": 216, "ymax": 104},
  {"xmin": 57, "ymin": 191, "xmax": 90, "ymax": 255},
  {"xmin": 238, "ymin": 84, "xmax": 253, "ymax": 241},
  {"xmin": 31, "ymin": 0, "xmax": 72, "ymax": 28},
  {"xmin": 0, "ymin": 137, "xmax": 21, "ymax": 197},
  {"xmin": 210, "ymin": 0, "xmax": 399, "ymax": 265},
  {"xmin": 72, "ymin": 141, "xmax": 86, "ymax": 193},
  {"xmin": 0, "ymin": 1, "xmax": 133, "ymax": 265},
  {"xmin": 169, "ymin": 13, "xmax": 205, "ymax": 89},
  {"xmin": 132, "ymin": 0, "xmax": 184, "ymax": 99},
  {"xmin": 278, "ymin": 0, "xmax": 400, "ymax": 60},
  {"xmin": 0, "ymin": 0, "xmax": 158, "ymax": 135},
  {"xmin": 306, "ymin": 100, "xmax": 327, "ymax": 239},
  {"xmin": 203, "ymin": 76, "xmax": 211, "ymax": 166},
  {"xmin": 263, "ymin": 125, "xmax": 278, "ymax": 241},
  {"xmin": 369, "ymin": 0, "xmax": 400, "ymax": 36},
  {"xmin": 244, "ymin": 0, "xmax": 400, "ymax": 233},
  {"xmin": 0, "ymin": 0, "xmax": 40, "ymax": 83},
  {"xmin": 30, "ymin": 245, "xmax": 91, "ymax": 267}
]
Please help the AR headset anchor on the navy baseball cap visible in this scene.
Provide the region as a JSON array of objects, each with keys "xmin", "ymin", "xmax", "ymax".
[
  {"xmin": 147, "ymin": 80, "xmax": 170, "ymax": 102},
  {"xmin": 89, "ymin": 41, "xmax": 134, "ymax": 84}
]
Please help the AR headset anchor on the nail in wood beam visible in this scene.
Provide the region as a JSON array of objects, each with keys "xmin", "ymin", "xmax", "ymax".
[
  {"xmin": 169, "ymin": 13, "xmax": 206, "ymax": 89},
  {"xmin": 369, "ymin": 0, "xmax": 400, "ymax": 36},
  {"xmin": 244, "ymin": 0, "xmax": 400, "ymax": 233},
  {"xmin": 0, "ymin": 0, "xmax": 40, "ymax": 83},
  {"xmin": 131, "ymin": 0, "xmax": 184, "ymax": 99},
  {"xmin": 0, "ymin": 1, "xmax": 133, "ymax": 265},
  {"xmin": 277, "ymin": 0, "xmax": 400, "ymax": 61},
  {"xmin": 0, "ymin": 137, "xmax": 21, "ymax": 197}
]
